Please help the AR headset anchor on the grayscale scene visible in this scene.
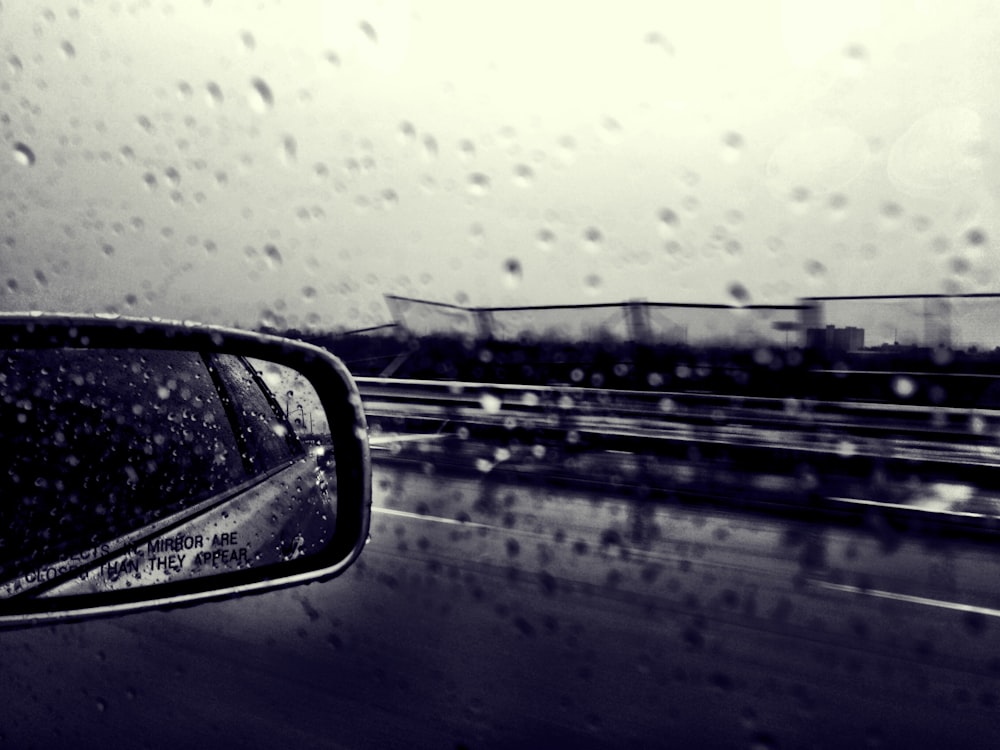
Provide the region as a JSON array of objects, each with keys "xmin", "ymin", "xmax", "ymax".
[{"xmin": 2, "ymin": 2, "xmax": 1000, "ymax": 748}]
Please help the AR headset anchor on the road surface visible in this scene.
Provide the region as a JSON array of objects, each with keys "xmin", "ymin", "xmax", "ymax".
[{"xmin": 3, "ymin": 444, "xmax": 1000, "ymax": 748}]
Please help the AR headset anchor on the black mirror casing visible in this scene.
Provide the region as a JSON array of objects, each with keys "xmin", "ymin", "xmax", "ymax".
[{"xmin": 0, "ymin": 314, "xmax": 371, "ymax": 627}]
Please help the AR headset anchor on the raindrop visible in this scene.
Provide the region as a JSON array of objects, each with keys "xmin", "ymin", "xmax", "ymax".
[
  {"xmin": 381, "ymin": 189, "xmax": 398, "ymax": 208},
  {"xmin": 480, "ymin": 393, "xmax": 502, "ymax": 414},
  {"xmin": 164, "ymin": 166, "xmax": 180, "ymax": 186},
  {"xmin": 240, "ymin": 30, "xmax": 256, "ymax": 51},
  {"xmin": 892, "ymin": 375, "xmax": 917, "ymax": 399},
  {"xmin": 557, "ymin": 135, "xmax": 577, "ymax": 164},
  {"xmin": 584, "ymin": 273, "xmax": 602, "ymax": 293},
  {"xmin": 843, "ymin": 43, "xmax": 868, "ymax": 75},
  {"xmin": 503, "ymin": 258, "xmax": 523, "ymax": 287},
  {"xmin": 468, "ymin": 173, "xmax": 490, "ymax": 195},
  {"xmin": 537, "ymin": 228, "xmax": 555, "ymax": 250},
  {"xmin": 12, "ymin": 142, "xmax": 35, "ymax": 166},
  {"xmin": 458, "ymin": 139, "xmax": 476, "ymax": 160},
  {"xmin": 398, "ymin": 121, "xmax": 415, "ymax": 143},
  {"xmin": 177, "ymin": 80, "xmax": 192, "ymax": 99},
  {"xmin": 966, "ymin": 228, "xmax": 987, "ymax": 246},
  {"xmin": 658, "ymin": 208, "xmax": 679, "ymax": 235},
  {"xmin": 282, "ymin": 134, "xmax": 297, "ymax": 163},
  {"xmin": 728, "ymin": 282, "xmax": 751, "ymax": 305},
  {"xmin": 359, "ymin": 20, "xmax": 377, "ymax": 43},
  {"xmin": 249, "ymin": 77, "xmax": 274, "ymax": 112},
  {"xmin": 513, "ymin": 164, "xmax": 534, "ymax": 186},
  {"xmin": 264, "ymin": 244, "xmax": 283, "ymax": 266},
  {"xmin": 828, "ymin": 193, "xmax": 848, "ymax": 216},
  {"xmin": 950, "ymin": 256, "xmax": 970, "ymax": 275},
  {"xmin": 722, "ymin": 131, "xmax": 743, "ymax": 161},
  {"xmin": 805, "ymin": 259, "xmax": 826, "ymax": 279},
  {"xmin": 95, "ymin": 698, "xmax": 107, "ymax": 713},
  {"xmin": 59, "ymin": 40, "xmax": 75, "ymax": 58},
  {"xmin": 601, "ymin": 117, "xmax": 622, "ymax": 141},
  {"xmin": 881, "ymin": 201, "xmax": 902, "ymax": 224},
  {"xmin": 583, "ymin": 227, "xmax": 603, "ymax": 251},
  {"xmin": 790, "ymin": 186, "xmax": 810, "ymax": 206},
  {"xmin": 644, "ymin": 31, "xmax": 674, "ymax": 54},
  {"xmin": 422, "ymin": 135, "xmax": 438, "ymax": 158},
  {"xmin": 206, "ymin": 81, "xmax": 224, "ymax": 105},
  {"xmin": 8, "ymin": 55, "xmax": 23, "ymax": 74}
]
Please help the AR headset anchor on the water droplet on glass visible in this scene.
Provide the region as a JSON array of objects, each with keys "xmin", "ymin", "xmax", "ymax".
[
  {"xmin": 240, "ymin": 30, "xmax": 256, "ymax": 51},
  {"xmin": 644, "ymin": 31, "xmax": 674, "ymax": 55},
  {"xmin": 722, "ymin": 131, "xmax": 743, "ymax": 161},
  {"xmin": 966, "ymin": 228, "xmax": 987, "ymax": 246},
  {"xmin": 892, "ymin": 375, "xmax": 917, "ymax": 399},
  {"xmin": 95, "ymin": 698, "xmax": 107, "ymax": 713},
  {"xmin": 422, "ymin": 135, "xmax": 438, "ymax": 158},
  {"xmin": 381, "ymin": 189, "xmax": 398, "ymax": 208},
  {"xmin": 282, "ymin": 134, "xmax": 297, "ymax": 163},
  {"xmin": 513, "ymin": 164, "xmax": 534, "ymax": 186},
  {"xmin": 658, "ymin": 208, "xmax": 678, "ymax": 236},
  {"xmin": 503, "ymin": 258, "xmax": 523, "ymax": 287},
  {"xmin": 480, "ymin": 393, "xmax": 502, "ymax": 414},
  {"xmin": 60, "ymin": 40, "xmax": 75, "ymax": 59},
  {"xmin": 805, "ymin": 259, "xmax": 826, "ymax": 281},
  {"xmin": 12, "ymin": 142, "xmax": 35, "ymax": 166},
  {"xmin": 177, "ymin": 80, "xmax": 192, "ymax": 99},
  {"xmin": 264, "ymin": 244, "xmax": 282, "ymax": 266},
  {"xmin": 206, "ymin": 81, "xmax": 224, "ymax": 105},
  {"xmin": 468, "ymin": 173, "xmax": 490, "ymax": 195},
  {"xmin": 881, "ymin": 201, "xmax": 902, "ymax": 225},
  {"xmin": 537, "ymin": 228, "xmax": 555, "ymax": 250},
  {"xmin": 249, "ymin": 77, "xmax": 274, "ymax": 112},
  {"xmin": 843, "ymin": 43, "xmax": 868, "ymax": 75},
  {"xmin": 583, "ymin": 227, "xmax": 603, "ymax": 252},
  {"xmin": 584, "ymin": 274, "xmax": 602, "ymax": 293},
  {"xmin": 789, "ymin": 186, "xmax": 810, "ymax": 207},
  {"xmin": 728, "ymin": 282, "xmax": 751, "ymax": 305},
  {"xmin": 601, "ymin": 117, "xmax": 622, "ymax": 142},
  {"xmin": 8, "ymin": 55, "xmax": 23, "ymax": 74},
  {"xmin": 459, "ymin": 139, "xmax": 476, "ymax": 160},
  {"xmin": 398, "ymin": 121, "xmax": 415, "ymax": 143},
  {"xmin": 359, "ymin": 20, "xmax": 378, "ymax": 44}
]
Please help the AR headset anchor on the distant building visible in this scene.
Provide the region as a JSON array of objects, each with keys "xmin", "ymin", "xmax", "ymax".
[{"xmin": 806, "ymin": 325, "xmax": 865, "ymax": 351}]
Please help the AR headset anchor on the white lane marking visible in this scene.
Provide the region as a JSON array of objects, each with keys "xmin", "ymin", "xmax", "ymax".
[
  {"xmin": 811, "ymin": 579, "xmax": 1000, "ymax": 618},
  {"xmin": 828, "ymin": 495, "xmax": 993, "ymax": 519},
  {"xmin": 372, "ymin": 506, "xmax": 497, "ymax": 532}
]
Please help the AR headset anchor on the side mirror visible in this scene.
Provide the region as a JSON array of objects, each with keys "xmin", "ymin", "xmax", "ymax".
[{"xmin": 0, "ymin": 314, "xmax": 371, "ymax": 627}]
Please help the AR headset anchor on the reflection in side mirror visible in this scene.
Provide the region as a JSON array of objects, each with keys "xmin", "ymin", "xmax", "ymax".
[{"xmin": 0, "ymin": 315, "xmax": 371, "ymax": 627}]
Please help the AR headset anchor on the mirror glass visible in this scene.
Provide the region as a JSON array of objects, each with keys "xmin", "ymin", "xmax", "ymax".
[{"xmin": 0, "ymin": 347, "xmax": 336, "ymax": 601}]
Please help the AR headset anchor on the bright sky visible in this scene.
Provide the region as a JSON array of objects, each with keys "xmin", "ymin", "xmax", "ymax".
[{"xmin": 1, "ymin": 0, "xmax": 998, "ymax": 332}]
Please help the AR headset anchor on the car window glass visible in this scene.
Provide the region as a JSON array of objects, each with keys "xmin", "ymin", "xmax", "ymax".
[{"xmin": 207, "ymin": 353, "xmax": 303, "ymax": 474}]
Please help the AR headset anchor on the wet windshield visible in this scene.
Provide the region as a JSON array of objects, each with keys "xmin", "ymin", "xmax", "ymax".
[{"xmin": 3, "ymin": 1, "xmax": 1000, "ymax": 748}]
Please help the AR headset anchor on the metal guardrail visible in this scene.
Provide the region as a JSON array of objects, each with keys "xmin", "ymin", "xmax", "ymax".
[{"xmin": 357, "ymin": 376, "xmax": 1000, "ymax": 525}]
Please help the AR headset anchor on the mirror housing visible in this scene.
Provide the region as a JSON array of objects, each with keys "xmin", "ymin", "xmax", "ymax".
[{"xmin": 0, "ymin": 314, "xmax": 371, "ymax": 628}]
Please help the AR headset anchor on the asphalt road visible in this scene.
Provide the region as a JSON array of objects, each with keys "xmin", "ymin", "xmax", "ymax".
[{"xmin": 3, "ymin": 452, "xmax": 1000, "ymax": 749}]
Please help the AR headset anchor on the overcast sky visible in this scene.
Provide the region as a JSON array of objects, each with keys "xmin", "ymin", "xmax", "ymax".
[{"xmin": 1, "ymin": 0, "xmax": 998, "ymax": 332}]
